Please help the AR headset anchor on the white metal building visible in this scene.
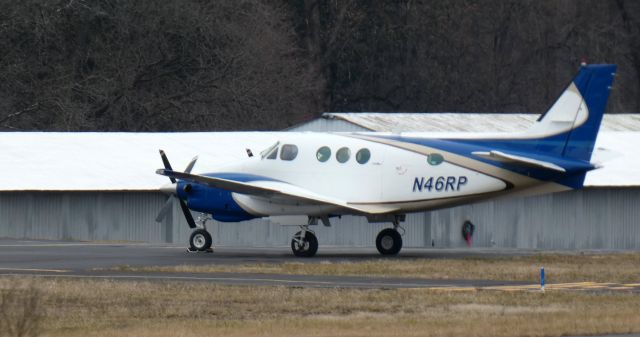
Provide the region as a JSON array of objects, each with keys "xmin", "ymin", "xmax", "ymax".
[{"xmin": 1, "ymin": 114, "xmax": 639, "ymax": 249}]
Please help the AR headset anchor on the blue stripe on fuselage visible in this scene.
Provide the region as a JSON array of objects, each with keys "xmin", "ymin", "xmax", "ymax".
[{"xmin": 368, "ymin": 135, "xmax": 595, "ymax": 189}]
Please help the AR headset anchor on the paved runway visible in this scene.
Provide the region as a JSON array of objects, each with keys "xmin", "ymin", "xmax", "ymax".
[
  {"xmin": 0, "ymin": 238, "xmax": 537, "ymax": 270},
  {"xmin": 0, "ymin": 239, "xmax": 524, "ymax": 289},
  {"xmin": 2, "ymin": 239, "xmax": 640, "ymax": 292}
]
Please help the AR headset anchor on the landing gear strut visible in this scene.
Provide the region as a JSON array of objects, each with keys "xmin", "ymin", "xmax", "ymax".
[
  {"xmin": 291, "ymin": 217, "xmax": 319, "ymax": 257},
  {"xmin": 375, "ymin": 218, "xmax": 403, "ymax": 255},
  {"xmin": 188, "ymin": 214, "xmax": 213, "ymax": 252}
]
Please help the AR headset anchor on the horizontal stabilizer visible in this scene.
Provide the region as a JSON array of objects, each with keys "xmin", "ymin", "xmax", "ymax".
[
  {"xmin": 472, "ymin": 150, "xmax": 566, "ymax": 173},
  {"xmin": 156, "ymin": 169, "xmax": 398, "ymax": 215}
]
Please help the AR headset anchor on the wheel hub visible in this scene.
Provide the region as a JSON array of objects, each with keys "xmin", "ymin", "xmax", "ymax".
[
  {"xmin": 380, "ymin": 235, "xmax": 394, "ymax": 250},
  {"xmin": 294, "ymin": 240, "xmax": 309, "ymax": 251},
  {"xmin": 193, "ymin": 234, "xmax": 206, "ymax": 249}
]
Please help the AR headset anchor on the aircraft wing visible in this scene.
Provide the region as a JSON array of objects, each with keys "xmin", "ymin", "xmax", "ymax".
[
  {"xmin": 472, "ymin": 150, "xmax": 566, "ymax": 173},
  {"xmin": 156, "ymin": 169, "xmax": 398, "ymax": 215}
]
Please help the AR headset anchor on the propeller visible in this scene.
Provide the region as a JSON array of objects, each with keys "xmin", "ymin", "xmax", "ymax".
[{"xmin": 155, "ymin": 150, "xmax": 198, "ymax": 228}]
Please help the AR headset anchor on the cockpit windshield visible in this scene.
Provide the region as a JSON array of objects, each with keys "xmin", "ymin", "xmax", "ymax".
[
  {"xmin": 260, "ymin": 141, "xmax": 298, "ymax": 161},
  {"xmin": 261, "ymin": 142, "xmax": 280, "ymax": 159},
  {"xmin": 280, "ymin": 144, "xmax": 298, "ymax": 161}
]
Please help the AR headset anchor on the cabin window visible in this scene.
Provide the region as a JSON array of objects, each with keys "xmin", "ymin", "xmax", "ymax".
[
  {"xmin": 266, "ymin": 147, "xmax": 278, "ymax": 160},
  {"xmin": 336, "ymin": 147, "xmax": 351, "ymax": 163},
  {"xmin": 280, "ymin": 144, "xmax": 298, "ymax": 161},
  {"xmin": 316, "ymin": 146, "xmax": 331, "ymax": 162},
  {"xmin": 356, "ymin": 148, "xmax": 371, "ymax": 164},
  {"xmin": 427, "ymin": 153, "xmax": 444, "ymax": 165}
]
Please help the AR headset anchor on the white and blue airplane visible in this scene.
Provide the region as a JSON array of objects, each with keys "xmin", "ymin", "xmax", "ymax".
[{"xmin": 156, "ymin": 64, "xmax": 616, "ymax": 257}]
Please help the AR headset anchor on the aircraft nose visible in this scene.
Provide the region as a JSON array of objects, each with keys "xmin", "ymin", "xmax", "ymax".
[{"xmin": 159, "ymin": 182, "xmax": 177, "ymax": 195}]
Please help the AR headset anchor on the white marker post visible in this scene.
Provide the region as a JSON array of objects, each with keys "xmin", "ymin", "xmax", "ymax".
[{"xmin": 540, "ymin": 266, "xmax": 545, "ymax": 292}]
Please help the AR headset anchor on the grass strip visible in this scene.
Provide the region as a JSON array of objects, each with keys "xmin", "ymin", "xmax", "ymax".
[
  {"xmin": 110, "ymin": 252, "xmax": 640, "ymax": 283},
  {"xmin": 2, "ymin": 276, "xmax": 640, "ymax": 337}
]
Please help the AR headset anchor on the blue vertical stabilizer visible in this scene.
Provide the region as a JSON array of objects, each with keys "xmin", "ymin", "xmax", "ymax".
[
  {"xmin": 532, "ymin": 64, "xmax": 617, "ymax": 162},
  {"xmin": 560, "ymin": 64, "xmax": 616, "ymax": 161}
]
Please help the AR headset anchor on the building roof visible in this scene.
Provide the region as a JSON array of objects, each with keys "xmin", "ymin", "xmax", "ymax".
[
  {"xmin": 1, "ymin": 113, "xmax": 639, "ymax": 191},
  {"xmin": 0, "ymin": 132, "xmax": 280, "ymax": 191},
  {"xmin": 321, "ymin": 113, "xmax": 640, "ymax": 132},
  {"xmin": 586, "ymin": 132, "xmax": 638, "ymax": 186}
]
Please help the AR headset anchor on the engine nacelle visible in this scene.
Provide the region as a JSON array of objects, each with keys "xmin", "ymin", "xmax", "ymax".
[{"xmin": 177, "ymin": 181, "xmax": 256, "ymax": 222}]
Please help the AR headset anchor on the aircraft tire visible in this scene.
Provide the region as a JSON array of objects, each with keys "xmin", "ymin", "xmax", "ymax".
[
  {"xmin": 376, "ymin": 228, "xmax": 402, "ymax": 255},
  {"xmin": 291, "ymin": 231, "xmax": 318, "ymax": 257},
  {"xmin": 189, "ymin": 229, "xmax": 212, "ymax": 251}
]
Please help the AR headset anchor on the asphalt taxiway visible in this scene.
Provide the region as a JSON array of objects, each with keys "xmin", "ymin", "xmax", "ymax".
[
  {"xmin": 0, "ymin": 239, "xmax": 525, "ymax": 289},
  {"xmin": 1, "ymin": 239, "xmax": 640, "ymax": 292},
  {"xmin": 0, "ymin": 238, "xmax": 541, "ymax": 269}
]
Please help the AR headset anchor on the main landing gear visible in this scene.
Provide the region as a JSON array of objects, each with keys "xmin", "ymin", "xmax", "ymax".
[
  {"xmin": 188, "ymin": 214, "xmax": 213, "ymax": 252},
  {"xmin": 375, "ymin": 219, "xmax": 404, "ymax": 256},
  {"xmin": 291, "ymin": 217, "xmax": 319, "ymax": 257},
  {"xmin": 289, "ymin": 216, "xmax": 405, "ymax": 257}
]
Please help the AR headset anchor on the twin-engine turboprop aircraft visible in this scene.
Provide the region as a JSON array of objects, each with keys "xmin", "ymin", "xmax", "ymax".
[{"xmin": 156, "ymin": 64, "xmax": 617, "ymax": 257}]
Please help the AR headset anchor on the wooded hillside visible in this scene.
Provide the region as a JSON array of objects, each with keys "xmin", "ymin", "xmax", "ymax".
[{"xmin": 1, "ymin": 0, "xmax": 638, "ymax": 131}]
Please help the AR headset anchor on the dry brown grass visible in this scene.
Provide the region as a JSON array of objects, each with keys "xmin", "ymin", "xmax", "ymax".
[
  {"xmin": 0, "ymin": 281, "xmax": 42, "ymax": 337},
  {"xmin": 1, "ymin": 276, "xmax": 640, "ymax": 337},
  {"xmin": 113, "ymin": 252, "xmax": 640, "ymax": 283}
]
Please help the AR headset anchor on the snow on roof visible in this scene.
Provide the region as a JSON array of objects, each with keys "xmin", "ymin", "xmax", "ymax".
[
  {"xmin": 0, "ymin": 116, "xmax": 639, "ymax": 191},
  {"xmin": 585, "ymin": 132, "xmax": 638, "ymax": 186},
  {"xmin": 0, "ymin": 132, "xmax": 280, "ymax": 191},
  {"xmin": 322, "ymin": 113, "xmax": 640, "ymax": 132}
]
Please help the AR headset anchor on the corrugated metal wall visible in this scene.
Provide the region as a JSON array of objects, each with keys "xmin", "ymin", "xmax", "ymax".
[
  {"xmin": 1, "ymin": 188, "xmax": 638, "ymax": 249},
  {"xmin": 0, "ymin": 192, "xmax": 167, "ymax": 242}
]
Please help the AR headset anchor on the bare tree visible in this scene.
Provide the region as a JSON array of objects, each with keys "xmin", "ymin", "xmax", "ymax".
[
  {"xmin": 0, "ymin": 0, "xmax": 323, "ymax": 131},
  {"xmin": 1, "ymin": 0, "xmax": 639, "ymax": 132},
  {"xmin": 286, "ymin": 0, "xmax": 640, "ymax": 114}
]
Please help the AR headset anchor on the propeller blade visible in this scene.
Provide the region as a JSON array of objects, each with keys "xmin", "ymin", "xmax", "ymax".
[
  {"xmin": 155, "ymin": 197, "xmax": 173, "ymax": 222},
  {"xmin": 158, "ymin": 149, "xmax": 197, "ymax": 229},
  {"xmin": 184, "ymin": 156, "xmax": 198, "ymax": 174},
  {"xmin": 179, "ymin": 200, "xmax": 197, "ymax": 228},
  {"xmin": 159, "ymin": 150, "xmax": 176, "ymax": 183}
]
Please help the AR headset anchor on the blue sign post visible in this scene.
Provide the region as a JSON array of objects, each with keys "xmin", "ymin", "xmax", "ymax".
[{"xmin": 541, "ymin": 267, "xmax": 545, "ymax": 292}]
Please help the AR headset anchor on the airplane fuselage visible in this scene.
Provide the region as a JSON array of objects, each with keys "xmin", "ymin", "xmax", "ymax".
[{"xmin": 176, "ymin": 132, "xmax": 572, "ymax": 220}]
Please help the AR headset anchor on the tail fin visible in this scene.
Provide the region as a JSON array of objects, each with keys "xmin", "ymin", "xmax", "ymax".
[{"xmin": 526, "ymin": 64, "xmax": 617, "ymax": 162}]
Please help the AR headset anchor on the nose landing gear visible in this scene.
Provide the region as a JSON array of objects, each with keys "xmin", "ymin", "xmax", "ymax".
[{"xmin": 188, "ymin": 213, "xmax": 213, "ymax": 252}]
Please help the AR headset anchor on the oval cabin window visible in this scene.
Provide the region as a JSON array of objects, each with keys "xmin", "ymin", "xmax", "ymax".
[
  {"xmin": 356, "ymin": 148, "xmax": 371, "ymax": 164},
  {"xmin": 336, "ymin": 147, "xmax": 351, "ymax": 163},
  {"xmin": 316, "ymin": 146, "xmax": 331, "ymax": 162},
  {"xmin": 427, "ymin": 153, "xmax": 444, "ymax": 165}
]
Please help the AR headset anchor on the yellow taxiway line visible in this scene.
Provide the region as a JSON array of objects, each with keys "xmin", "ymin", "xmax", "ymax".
[{"xmin": 422, "ymin": 281, "xmax": 640, "ymax": 292}]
